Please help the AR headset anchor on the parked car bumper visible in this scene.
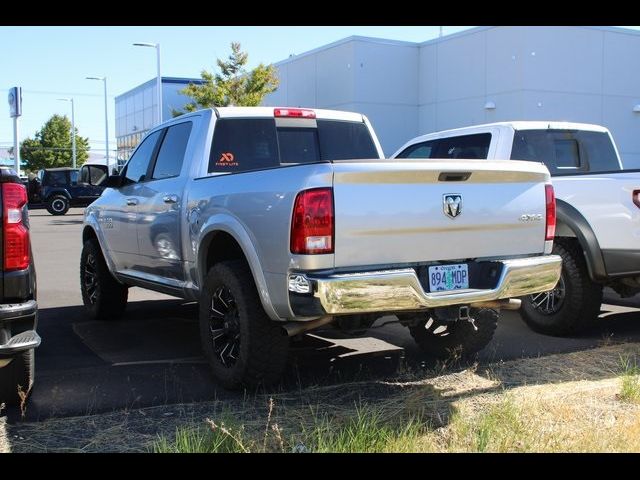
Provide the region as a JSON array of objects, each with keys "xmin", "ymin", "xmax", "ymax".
[
  {"xmin": 0, "ymin": 300, "xmax": 40, "ymax": 355},
  {"xmin": 289, "ymin": 255, "xmax": 562, "ymax": 316}
]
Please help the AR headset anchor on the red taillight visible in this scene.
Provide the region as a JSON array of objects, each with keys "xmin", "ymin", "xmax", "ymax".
[
  {"xmin": 3, "ymin": 182, "xmax": 29, "ymax": 271},
  {"xmin": 291, "ymin": 188, "xmax": 334, "ymax": 254},
  {"xmin": 633, "ymin": 189, "xmax": 640, "ymax": 209},
  {"xmin": 545, "ymin": 184, "xmax": 556, "ymax": 241},
  {"xmin": 274, "ymin": 108, "xmax": 316, "ymax": 119}
]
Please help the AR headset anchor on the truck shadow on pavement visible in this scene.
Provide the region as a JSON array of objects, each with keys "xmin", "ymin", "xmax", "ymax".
[{"xmin": 4, "ymin": 297, "xmax": 640, "ymax": 424}]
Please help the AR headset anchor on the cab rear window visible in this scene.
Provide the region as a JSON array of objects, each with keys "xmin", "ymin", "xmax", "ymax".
[
  {"xmin": 511, "ymin": 129, "xmax": 621, "ymax": 175},
  {"xmin": 208, "ymin": 118, "xmax": 377, "ymax": 173}
]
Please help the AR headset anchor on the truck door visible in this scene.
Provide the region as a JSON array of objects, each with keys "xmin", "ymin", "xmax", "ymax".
[
  {"xmin": 99, "ymin": 130, "xmax": 163, "ymax": 270},
  {"xmin": 134, "ymin": 121, "xmax": 192, "ymax": 282}
]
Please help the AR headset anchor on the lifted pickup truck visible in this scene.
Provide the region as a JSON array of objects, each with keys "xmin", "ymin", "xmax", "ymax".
[
  {"xmin": 393, "ymin": 121, "xmax": 640, "ymax": 336},
  {"xmin": 0, "ymin": 167, "xmax": 39, "ymax": 406},
  {"xmin": 81, "ymin": 107, "xmax": 561, "ymax": 389}
]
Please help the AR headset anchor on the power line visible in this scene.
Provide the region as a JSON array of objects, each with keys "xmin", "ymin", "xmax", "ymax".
[{"xmin": 0, "ymin": 88, "xmax": 116, "ymax": 99}]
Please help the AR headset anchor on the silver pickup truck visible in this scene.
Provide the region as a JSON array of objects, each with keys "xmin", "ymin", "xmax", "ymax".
[{"xmin": 80, "ymin": 107, "xmax": 561, "ymax": 389}]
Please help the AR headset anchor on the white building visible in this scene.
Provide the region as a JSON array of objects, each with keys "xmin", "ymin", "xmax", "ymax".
[{"xmin": 264, "ymin": 26, "xmax": 640, "ymax": 168}]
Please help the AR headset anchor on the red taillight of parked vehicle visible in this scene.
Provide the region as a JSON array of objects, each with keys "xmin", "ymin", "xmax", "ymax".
[
  {"xmin": 545, "ymin": 184, "xmax": 556, "ymax": 241},
  {"xmin": 291, "ymin": 188, "xmax": 334, "ymax": 254},
  {"xmin": 633, "ymin": 189, "xmax": 640, "ymax": 209},
  {"xmin": 274, "ymin": 108, "xmax": 316, "ymax": 119},
  {"xmin": 3, "ymin": 182, "xmax": 30, "ymax": 271}
]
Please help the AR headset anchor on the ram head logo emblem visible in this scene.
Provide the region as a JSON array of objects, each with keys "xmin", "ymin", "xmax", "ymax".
[{"xmin": 443, "ymin": 194, "xmax": 462, "ymax": 219}]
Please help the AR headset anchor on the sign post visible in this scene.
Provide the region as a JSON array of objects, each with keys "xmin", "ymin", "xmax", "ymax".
[{"xmin": 8, "ymin": 87, "xmax": 22, "ymax": 175}]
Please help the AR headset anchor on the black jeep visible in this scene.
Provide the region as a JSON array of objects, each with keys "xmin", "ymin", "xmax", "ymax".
[{"xmin": 37, "ymin": 164, "xmax": 109, "ymax": 215}]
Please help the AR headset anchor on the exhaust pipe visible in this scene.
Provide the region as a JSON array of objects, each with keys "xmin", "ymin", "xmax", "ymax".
[
  {"xmin": 470, "ymin": 298, "xmax": 521, "ymax": 310},
  {"xmin": 282, "ymin": 316, "xmax": 335, "ymax": 337}
]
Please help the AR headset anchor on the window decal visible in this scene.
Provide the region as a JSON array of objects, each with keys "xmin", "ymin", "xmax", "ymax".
[{"xmin": 216, "ymin": 152, "xmax": 238, "ymax": 167}]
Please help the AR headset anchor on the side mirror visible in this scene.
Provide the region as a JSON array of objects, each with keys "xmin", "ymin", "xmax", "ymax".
[{"xmin": 106, "ymin": 175, "xmax": 123, "ymax": 189}]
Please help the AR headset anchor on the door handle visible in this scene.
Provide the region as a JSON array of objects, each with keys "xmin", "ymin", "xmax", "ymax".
[
  {"xmin": 163, "ymin": 194, "xmax": 178, "ymax": 204},
  {"xmin": 126, "ymin": 198, "xmax": 138, "ymax": 206}
]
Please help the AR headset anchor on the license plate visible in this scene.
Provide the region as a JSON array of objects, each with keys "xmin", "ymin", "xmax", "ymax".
[{"xmin": 428, "ymin": 264, "xmax": 469, "ymax": 292}]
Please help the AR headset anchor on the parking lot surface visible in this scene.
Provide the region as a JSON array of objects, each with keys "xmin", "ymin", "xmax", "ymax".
[{"xmin": 13, "ymin": 207, "xmax": 640, "ymax": 420}]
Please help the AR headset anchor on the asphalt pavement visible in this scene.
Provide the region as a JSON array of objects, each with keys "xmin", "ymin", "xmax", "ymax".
[{"xmin": 9, "ymin": 206, "xmax": 640, "ymax": 421}]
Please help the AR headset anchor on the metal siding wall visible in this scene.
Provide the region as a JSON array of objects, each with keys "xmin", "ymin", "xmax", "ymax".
[
  {"xmin": 351, "ymin": 41, "xmax": 419, "ymax": 154},
  {"xmin": 602, "ymin": 30, "xmax": 640, "ymax": 168},
  {"xmin": 316, "ymin": 42, "xmax": 355, "ymax": 106},
  {"xmin": 264, "ymin": 28, "xmax": 640, "ymax": 167}
]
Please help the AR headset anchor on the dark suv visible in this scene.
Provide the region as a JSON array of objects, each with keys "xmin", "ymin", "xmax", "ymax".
[
  {"xmin": 0, "ymin": 167, "xmax": 39, "ymax": 407},
  {"xmin": 38, "ymin": 164, "xmax": 109, "ymax": 215}
]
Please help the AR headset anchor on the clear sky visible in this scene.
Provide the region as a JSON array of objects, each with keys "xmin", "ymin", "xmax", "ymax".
[
  {"xmin": 0, "ymin": 26, "xmax": 473, "ymax": 158},
  {"xmin": 1, "ymin": 26, "xmax": 638, "ymax": 160}
]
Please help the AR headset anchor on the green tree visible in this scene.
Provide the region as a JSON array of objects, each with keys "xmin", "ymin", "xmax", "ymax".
[
  {"xmin": 175, "ymin": 42, "xmax": 279, "ymax": 114},
  {"xmin": 20, "ymin": 114, "xmax": 90, "ymax": 171}
]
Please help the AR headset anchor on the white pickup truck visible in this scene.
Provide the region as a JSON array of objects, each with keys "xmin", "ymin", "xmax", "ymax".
[
  {"xmin": 393, "ymin": 121, "xmax": 640, "ymax": 336},
  {"xmin": 81, "ymin": 108, "xmax": 561, "ymax": 389}
]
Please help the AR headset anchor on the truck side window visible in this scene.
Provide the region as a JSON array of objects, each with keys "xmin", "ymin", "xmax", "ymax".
[
  {"xmin": 123, "ymin": 130, "xmax": 162, "ymax": 184},
  {"xmin": 152, "ymin": 122, "xmax": 193, "ymax": 179},
  {"xmin": 209, "ymin": 119, "xmax": 278, "ymax": 173},
  {"xmin": 396, "ymin": 140, "xmax": 437, "ymax": 159},
  {"xmin": 432, "ymin": 134, "xmax": 491, "ymax": 159}
]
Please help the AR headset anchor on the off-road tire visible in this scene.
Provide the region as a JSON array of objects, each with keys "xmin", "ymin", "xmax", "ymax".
[
  {"xmin": 0, "ymin": 349, "xmax": 34, "ymax": 407},
  {"xmin": 520, "ymin": 240, "xmax": 603, "ymax": 336},
  {"xmin": 80, "ymin": 238, "xmax": 128, "ymax": 320},
  {"xmin": 199, "ymin": 260, "xmax": 289, "ymax": 390},
  {"xmin": 46, "ymin": 195, "xmax": 70, "ymax": 216},
  {"xmin": 408, "ymin": 308, "xmax": 498, "ymax": 360}
]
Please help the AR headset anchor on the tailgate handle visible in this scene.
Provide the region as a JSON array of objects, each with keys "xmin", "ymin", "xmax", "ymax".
[{"xmin": 438, "ymin": 172, "xmax": 472, "ymax": 182}]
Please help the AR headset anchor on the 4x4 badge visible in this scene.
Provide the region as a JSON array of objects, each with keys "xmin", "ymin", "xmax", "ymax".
[{"xmin": 443, "ymin": 194, "xmax": 462, "ymax": 219}]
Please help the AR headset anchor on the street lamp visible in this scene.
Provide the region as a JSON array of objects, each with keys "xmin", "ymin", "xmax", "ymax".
[
  {"xmin": 57, "ymin": 97, "xmax": 76, "ymax": 168},
  {"xmin": 86, "ymin": 76, "xmax": 110, "ymax": 170},
  {"xmin": 133, "ymin": 42, "xmax": 162, "ymax": 125}
]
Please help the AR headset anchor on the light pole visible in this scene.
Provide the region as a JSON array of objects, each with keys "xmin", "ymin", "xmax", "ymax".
[
  {"xmin": 86, "ymin": 76, "xmax": 110, "ymax": 171},
  {"xmin": 57, "ymin": 98, "xmax": 76, "ymax": 168},
  {"xmin": 133, "ymin": 42, "xmax": 162, "ymax": 125}
]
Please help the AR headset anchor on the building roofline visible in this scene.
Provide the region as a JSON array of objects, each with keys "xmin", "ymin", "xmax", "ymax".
[
  {"xmin": 581, "ymin": 25, "xmax": 640, "ymax": 36},
  {"xmin": 417, "ymin": 25, "xmax": 640, "ymax": 47},
  {"xmin": 115, "ymin": 76, "xmax": 204, "ymax": 100},
  {"xmin": 275, "ymin": 35, "xmax": 419, "ymax": 66},
  {"xmin": 418, "ymin": 26, "xmax": 493, "ymax": 46}
]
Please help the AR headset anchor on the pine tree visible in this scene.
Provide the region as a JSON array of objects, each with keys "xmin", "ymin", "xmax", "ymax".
[{"xmin": 175, "ymin": 42, "xmax": 279, "ymax": 114}]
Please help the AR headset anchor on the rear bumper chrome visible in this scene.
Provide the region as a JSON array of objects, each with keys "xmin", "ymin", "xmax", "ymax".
[{"xmin": 307, "ymin": 255, "xmax": 562, "ymax": 315}]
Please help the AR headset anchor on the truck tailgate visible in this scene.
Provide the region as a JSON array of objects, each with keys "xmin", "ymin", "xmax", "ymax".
[{"xmin": 332, "ymin": 159, "xmax": 550, "ymax": 268}]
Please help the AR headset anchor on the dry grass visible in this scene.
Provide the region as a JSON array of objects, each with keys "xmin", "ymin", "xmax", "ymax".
[
  {"xmin": 0, "ymin": 403, "xmax": 9, "ymax": 453},
  {"xmin": 5, "ymin": 342, "xmax": 640, "ymax": 452},
  {"xmin": 440, "ymin": 378, "xmax": 640, "ymax": 452}
]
